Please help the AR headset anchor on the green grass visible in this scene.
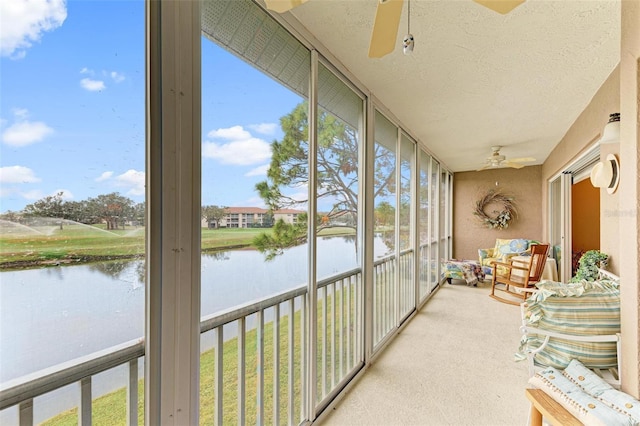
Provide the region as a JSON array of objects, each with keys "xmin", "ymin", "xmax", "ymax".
[
  {"xmin": 42, "ymin": 309, "xmax": 306, "ymax": 426},
  {"xmin": 0, "ymin": 226, "xmax": 357, "ymax": 268},
  {"xmin": 39, "ymin": 286, "xmax": 360, "ymax": 425},
  {"xmin": 0, "ymin": 227, "xmax": 272, "ymax": 268}
]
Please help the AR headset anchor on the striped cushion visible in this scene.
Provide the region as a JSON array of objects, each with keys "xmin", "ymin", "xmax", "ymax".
[{"xmin": 520, "ymin": 279, "xmax": 620, "ymax": 369}]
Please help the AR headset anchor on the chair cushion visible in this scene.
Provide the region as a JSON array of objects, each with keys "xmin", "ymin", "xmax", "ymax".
[
  {"xmin": 494, "ymin": 238, "xmax": 529, "ymax": 257},
  {"xmin": 564, "ymin": 359, "xmax": 640, "ymax": 422},
  {"xmin": 529, "ymin": 367, "xmax": 638, "ymax": 425},
  {"xmin": 518, "ymin": 279, "xmax": 620, "ymax": 369}
]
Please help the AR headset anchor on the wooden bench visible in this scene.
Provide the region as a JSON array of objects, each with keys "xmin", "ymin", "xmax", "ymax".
[
  {"xmin": 525, "ymin": 389, "xmax": 582, "ymax": 426},
  {"xmin": 522, "ymin": 269, "xmax": 622, "ymax": 425}
]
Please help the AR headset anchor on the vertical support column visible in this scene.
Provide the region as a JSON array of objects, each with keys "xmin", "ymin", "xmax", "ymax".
[
  {"xmin": 413, "ymin": 143, "xmax": 420, "ymax": 308},
  {"xmin": 237, "ymin": 318, "xmax": 245, "ymax": 425},
  {"xmin": 215, "ymin": 328, "xmax": 223, "ymax": 426},
  {"xmin": 363, "ymin": 98, "xmax": 375, "ymax": 363},
  {"xmin": 272, "ymin": 305, "xmax": 280, "ymax": 424},
  {"xmin": 128, "ymin": 358, "xmax": 139, "ymax": 426},
  {"xmin": 18, "ymin": 399, "xmax": 33, "ymax": 426},
  {"xmin": 306, "ymin": 49, "xmax": 318, "ymax": 422},
  {"xmin": 146, "ymin": 1, "xmax": 202, "ymax": 424},
  {"xmin": 619, "ymin": 0, "xmax": 640, "ymax": 398},
  {"xmin": 80, "ymin": 377, "xmax": 92, "ymax": 425}
]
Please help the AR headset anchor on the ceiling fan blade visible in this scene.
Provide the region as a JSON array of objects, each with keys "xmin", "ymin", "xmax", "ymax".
[
  {"xmin": 508, "ymin": 157, "xmax": 536, "ymax": 163},
  {"xmin": 476, "ymin": 164, "xmax": 492, "ymax": 171},
  {"xmin": 264, "ymin": 0, "xmax": 309, "ymax": 13},
  {"xmin": 502, "ymin": 161, "xmax": 525, "ymax": 169},
  {"xmin": 472, "ymin": 0, "xmax": 525, "ymax": 14},
  {"xmin": 368, "ymin": 0, "xmax": 404, "ymax": 59}
]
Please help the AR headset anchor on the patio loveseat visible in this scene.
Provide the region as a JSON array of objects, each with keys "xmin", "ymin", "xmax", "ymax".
[{"xmin": 478, "ymin": 238, "xmax": 539, "ymax": 278}]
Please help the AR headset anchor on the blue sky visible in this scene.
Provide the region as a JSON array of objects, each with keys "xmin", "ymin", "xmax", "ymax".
[{"xmin": 0, "ymin": 0, "xmax": 303, "ymax": 214}]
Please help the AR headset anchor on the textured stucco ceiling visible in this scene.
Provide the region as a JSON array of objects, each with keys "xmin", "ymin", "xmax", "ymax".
[{"xmin": 280, "ymin": 0, "xmax": 620, "ymax": 172}]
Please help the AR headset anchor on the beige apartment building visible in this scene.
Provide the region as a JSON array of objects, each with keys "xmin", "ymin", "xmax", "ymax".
[{"xmin": 202, "ymin": 207, "xmax": 305, "ymax": 228}]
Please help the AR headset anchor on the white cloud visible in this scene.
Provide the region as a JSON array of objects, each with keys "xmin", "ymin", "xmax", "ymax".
[
  {"xmin": 80, "ymin": 67, "xmax": 92, "ymax": 75},
  {"xmin": 203, "ymin": 125, "xmax": 272, "ymax": 166},
  {"xmin": 2, "ymin": 119, "xmax": 53, "ymax": 147},
  {"xmin": 207, "ymin": 125, "xmax": 252, "ymax": 140},
  {"xmin": 0, "ymin": 0, "xmax": 67, "ymax": 59},
  {"xmin": 249, "ymin": 123, "xmax": 278, "ymax": 135},
  {"xmin": 245, "ymin": 164, "xmax": 269, "ymax": 177},
  {"xmin": 95, "ymin": 171, "xmax": 113, "ymax": 182},
  {"xmin": 21, "ymin": 189, "xmax": 44, "ymax": 200},
  {"xmin": 110, "ymin": 71, "xmax": 125, "ymax": 83},
  {"xmin": 50, "ymin": 188, "xmax": 73, "ymax": 200},
  {"xmin": 0, "ymin": 165, "xmax": 41, "ymax": 183},
  {"xmin": 80, "ymin": 78, "xmax": 105, "ymax": 92},
  {"xmin": 114, "ymin": 169, "xmax": 145, "ymax": 196}
]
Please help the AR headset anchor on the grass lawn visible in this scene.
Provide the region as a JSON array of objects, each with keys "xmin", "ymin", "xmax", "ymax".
[
  {"xmin": 41, "ymin": 307, "xmax": 308, "ymax": 426},
  {"xmin": 35, "ymin": 284, "xmax": 359, "ymax": 425},
  {"xmin": 0, "ymin": 226, "xmax": 273, "ymax": 268},
  {"xmin": 0, "ymin": 225, "xmax": 356, "ymax": 269}
]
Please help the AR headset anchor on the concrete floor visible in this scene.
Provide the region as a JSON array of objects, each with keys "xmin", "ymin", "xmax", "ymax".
[{"xmin": 316, "ymin": 279, "xmax": 531, "ymax": 426}]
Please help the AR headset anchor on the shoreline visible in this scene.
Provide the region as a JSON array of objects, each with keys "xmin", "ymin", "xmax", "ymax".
[{"xmin": 0, "ymin": 244, "xmax": 254, "ymax": 272}]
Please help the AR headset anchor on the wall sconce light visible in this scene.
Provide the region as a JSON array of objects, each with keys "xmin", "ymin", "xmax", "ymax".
[
  {"xmin": 599, "ymin": 113, "xmax": 620, "ymax": 144},
  {"xmin": 590, "ymin": 153, "xmax": 619, "ymax": 194}
]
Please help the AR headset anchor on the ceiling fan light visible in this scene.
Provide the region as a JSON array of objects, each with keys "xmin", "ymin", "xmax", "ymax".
[
  {"xmin": 599, "ymin": 113, "xmax": 620, "ymax": 144},
  {"xmin": 403, "ymin": 33, "xmax": 414, "ymax": 55}
]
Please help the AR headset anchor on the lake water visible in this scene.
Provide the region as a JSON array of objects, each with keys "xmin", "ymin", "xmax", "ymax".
[
  {"xmin": 0, "ymin": 235, "xmax": 394, "ymax": 423},
  {"xmin": 0, "ymin": 235, "xmax": 393, "ymax": 384}
]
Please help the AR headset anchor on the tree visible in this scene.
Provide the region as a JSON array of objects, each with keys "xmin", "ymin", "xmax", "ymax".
[
  {"xmin": 22, "ymin": 192, "xmax": 69, "ymax": 229},
  {"xmin": 255, "ymin": 101, "xmax": 395, "ymax": 255},
  {"xmin": 0, "ymin": 210, "xmax": 22, "ymax": 223},
  {"xmin": 132, "ymin": 202, "xmax": 145, "ymax": 226},
  {"xmin": 253, "ymin": 214, "xmax": 308, "ymax": 260},
  {"xmin": 86, "ymin": 193, "xmax": 134, "ymax": 230},
  {"xmin": 23, "ymin": 192, "xmax": 66, "ymax": 220},
  {"xmin": 201, "ymin": 205, "xmax": 226, "ymax": 228},
  {"xmin": 375, "ymin": 201, "xmax": 395, "ymax": 227}
]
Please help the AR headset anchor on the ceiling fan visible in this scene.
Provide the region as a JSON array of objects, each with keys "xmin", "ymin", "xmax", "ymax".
[
  {"xmin": 263, "ymin": 0, "xmax": 526, "ymax": 58},
  {"xmin": 476, "ymin": 146, "xmax": 535, "ymax": 171}
]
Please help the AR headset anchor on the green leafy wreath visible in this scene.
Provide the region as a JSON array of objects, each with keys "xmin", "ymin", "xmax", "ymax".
[{"xmin": 473, "ymin": 191, "xmax": 517, "ymax": 230}]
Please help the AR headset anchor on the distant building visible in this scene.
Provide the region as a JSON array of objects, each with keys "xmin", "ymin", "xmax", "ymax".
[{"xmin": 202, "ymin": 207, "xmax": 305, "ymax": 229}]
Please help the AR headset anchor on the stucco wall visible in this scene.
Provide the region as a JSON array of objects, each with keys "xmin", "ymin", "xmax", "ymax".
[
  {"xmin": 618, "ymin": 0, "xmax": 640, "ymax": 398},
  {"xmin": 540, "ymin": 68, "xmax": 620, "ymax": 255},
  {"xmin": 452, "ymin": 166, "xmax": 542, "ymax": 260}
]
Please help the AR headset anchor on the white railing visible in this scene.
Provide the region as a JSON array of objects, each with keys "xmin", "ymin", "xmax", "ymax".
[
  {"xmin": 0, "ymin": 267, "xmax": 364, "ymax": 426},
  {"xmin": 0, "ymin": 338, "xmax": 144, "ymax": 425},
  {"xmin": 0, "ymin": 250, "xmax": 434, "ymax": 425}
]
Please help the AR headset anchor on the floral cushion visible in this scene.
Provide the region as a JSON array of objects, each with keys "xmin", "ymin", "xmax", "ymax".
[
  {"xmin": 494, "ymin": 238, "xmax": 529, "ymax": 257},
  {"xmin": 478, "ymin": 238, "xmax": 531, "ymax": 275}
]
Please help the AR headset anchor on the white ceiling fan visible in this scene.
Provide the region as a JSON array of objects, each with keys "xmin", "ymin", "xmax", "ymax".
[
  {"xmin": 477, "ymin": 145, "xmax": 535, "ymax": 171},
  {"xmin": 263, "ymin": 0, "xmax": 526, "ymax": 58}
]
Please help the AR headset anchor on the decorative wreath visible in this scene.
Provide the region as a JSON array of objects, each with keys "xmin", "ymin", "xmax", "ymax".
[{"xmin": 473, "ymin": 191, "xmax": 517, "ymax": 230}]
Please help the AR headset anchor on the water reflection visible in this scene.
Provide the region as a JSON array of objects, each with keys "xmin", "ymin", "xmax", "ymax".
[
  {"xmin": 0, "ymin": 235, "xmax": 369, "ymax": 384},
  {"xmin": 87, "ymin": 259, "xmax": 146, "ymax": 288}
]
